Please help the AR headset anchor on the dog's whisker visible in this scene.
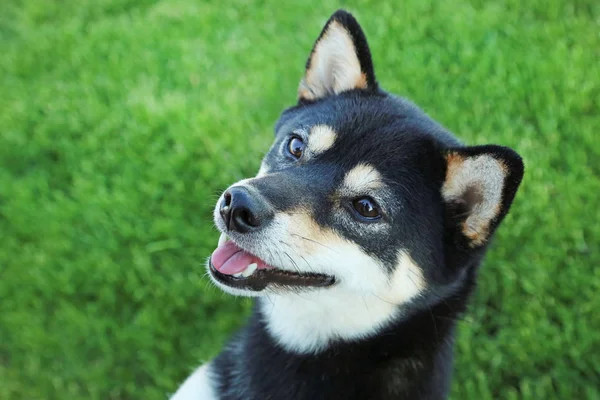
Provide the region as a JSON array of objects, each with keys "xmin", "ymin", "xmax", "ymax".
[
  {"xmin": 278, "ymin": 240, "xmax": 317, "ymax": 273},
  {"xmin": 264, "ymin": 294, "xmax": 275, "ymax": 307},
  {"xmin": 299, "ymin": 255, "xmax": 312, "ymax": 271},
  {"xmin": 370, "ymin": 293, "xmax": 398, "ymax": 306},
  {"xmin": 290, "ymin": 234, "xmax": 338, "ymax": 253},
  {"xmin": 361, "ymin": 295, "xmax": 370, "ymax": 312},
  {"xmin": 283, "ymin": 251, "xmax": 301, "ymax": 274}
]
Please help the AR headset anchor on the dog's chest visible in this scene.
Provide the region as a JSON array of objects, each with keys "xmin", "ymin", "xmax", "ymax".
[{"xmin": 213, "ymin": 327, "xmax": 438, "ymax": 400}]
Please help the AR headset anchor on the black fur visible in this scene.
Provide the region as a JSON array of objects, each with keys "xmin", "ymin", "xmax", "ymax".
[
  {"xmin": 212, "ymin": 297, "xmax": 465, "ymax": 400},
  {"xmin": 203, "ymin": 9, "xmax": 524, "ymax": 400}
]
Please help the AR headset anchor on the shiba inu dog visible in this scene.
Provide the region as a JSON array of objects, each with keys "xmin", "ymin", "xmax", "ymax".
[{"xmin": 171, "ymin": 9, "xmax": 523, "ymax": 400}]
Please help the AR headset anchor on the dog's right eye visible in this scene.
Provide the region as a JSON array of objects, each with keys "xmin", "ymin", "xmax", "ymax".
[
  {"xmin": 352, "ymin": 197, "xmax": 382, "ymax": 220},
  {"xmin": 287, "ymin": 136, "xmax": 305, "ymax": 159}
]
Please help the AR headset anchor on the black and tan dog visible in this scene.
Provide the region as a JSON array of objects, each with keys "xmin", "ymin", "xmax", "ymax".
[{"xmin": 172, "ymin": 9, "xmax": 523, "ymax": 400}]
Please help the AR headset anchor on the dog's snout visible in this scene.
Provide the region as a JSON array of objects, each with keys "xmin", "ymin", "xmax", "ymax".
[{"xmin": 220, "ymin": 186, "xmax": 273, "ymax": 233}]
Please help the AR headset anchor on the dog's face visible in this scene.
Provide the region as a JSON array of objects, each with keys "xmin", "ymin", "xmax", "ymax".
[
  {"xmin": 212, "ymin": 103, "xmax": 439, "ymax": 299},
  {"xmin": 207, "ymin": 11, "xmax": 523, "ymax": 340}
]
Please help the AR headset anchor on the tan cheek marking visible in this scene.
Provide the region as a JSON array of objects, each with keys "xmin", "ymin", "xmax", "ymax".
[
  {"xmin": 355, "ymin": 72, "xmax": 368, "ymax": 90},
  {"xmin": 285, "ymin": 211, "xmax": 343, "ymax": 255},
  {"xmin": 308, "ymin": 125, "xmax": 337, "ymax": 155},
  {"xmin": 386, "ymin": 252, "xmax": 426, "ymax": 304},
  {"xmin": 342, "ymin": 163, "xmax": 384, "ymax": 194}
]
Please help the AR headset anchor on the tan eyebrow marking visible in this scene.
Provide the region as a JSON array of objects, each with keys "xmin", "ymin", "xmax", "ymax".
[
  {"xmin": 307, "ymin": 125, "xmax": 337, "ymax": 155},
  {"xmin": 342, "ymin": 163, "xmax": 384, "ymax": 193}
]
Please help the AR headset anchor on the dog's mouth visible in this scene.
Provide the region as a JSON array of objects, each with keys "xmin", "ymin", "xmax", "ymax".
[{"xmin": 209, "ymin": 233, "xmax": 335, "ymax": 292}]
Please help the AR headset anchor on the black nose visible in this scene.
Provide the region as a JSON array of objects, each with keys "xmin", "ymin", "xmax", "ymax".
[{"xmin": 219, "ymin": 186, "xmax": 274, "ymax": 233}]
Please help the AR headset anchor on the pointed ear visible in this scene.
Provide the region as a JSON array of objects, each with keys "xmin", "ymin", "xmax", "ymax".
[
  {"xmin": 442, "ymin": 145, "xmax": 524, "ymax": 248},
  {"xmin": 298, "ymin": 10, "xmax": 377, "ymax": 102}
]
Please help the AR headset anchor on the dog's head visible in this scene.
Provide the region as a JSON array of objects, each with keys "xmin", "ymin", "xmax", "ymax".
[{"xmin": 207, "ymin": 10, "xmax": 523, "ymax": 350}]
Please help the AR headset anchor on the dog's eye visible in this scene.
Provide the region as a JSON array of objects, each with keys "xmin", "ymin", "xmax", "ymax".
[
  {"xmin": 287, "ymin": 136, "xmax": 305, "ymax": 159},
  {"xmin": 352, "ymin": 197, "xmax": 381, "ymax": 220}
]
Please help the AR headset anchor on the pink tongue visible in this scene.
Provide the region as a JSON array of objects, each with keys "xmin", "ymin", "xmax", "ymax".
[{"xmin": 211, "ymin": 240, "xmax": 268, "ymax": 275}]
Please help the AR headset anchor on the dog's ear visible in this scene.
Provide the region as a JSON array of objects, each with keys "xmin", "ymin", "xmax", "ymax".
[
  {"xmin": 442, "ymin": 145, "xmax": 524, "ymax": 248},
  {"xmin": 298, "ymin": 10, "xmax": 377, "ymax": 102}
]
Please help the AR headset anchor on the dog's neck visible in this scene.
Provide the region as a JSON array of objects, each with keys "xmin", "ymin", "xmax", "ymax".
[
  {"xmin": 237, "ymin": 286, "xmax": 468, "ymax": 399},
  {"xmin": 258, "ymin": 274, "xmax": 469, "ymax": 354},
  {"xmin": 258, "ymin": 286, "xmax": 405, "ymax": 354}
]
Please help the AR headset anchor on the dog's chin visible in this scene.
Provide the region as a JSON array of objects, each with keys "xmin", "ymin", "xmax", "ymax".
[{"xmin": 207, "ymin": 233, "xmax": 336, "ymax": 296}]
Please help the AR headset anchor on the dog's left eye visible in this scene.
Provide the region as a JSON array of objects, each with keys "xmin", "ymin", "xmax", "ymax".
[
  {"xmin": 352, "ymin": 197, "xmax": 381, "ymax": 220},
  {"xmin": 287, "ymin": 136, "xmax": 305, "ymax": 159}
]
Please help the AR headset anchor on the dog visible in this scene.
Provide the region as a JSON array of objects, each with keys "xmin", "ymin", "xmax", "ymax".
[{"xmin": 171, "ymin": 9, "xmax": 524, "ymax": 400}]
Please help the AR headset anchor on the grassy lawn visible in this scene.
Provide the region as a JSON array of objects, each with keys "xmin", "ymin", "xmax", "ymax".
[{"xmin": 1, "ymin": 0, "xmax": 599, "ymax": 398}]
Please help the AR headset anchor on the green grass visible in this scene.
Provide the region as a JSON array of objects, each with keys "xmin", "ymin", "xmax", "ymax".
[{"xmin": 1, "ymin": 0, "xmax": 599, "ymax": 398}]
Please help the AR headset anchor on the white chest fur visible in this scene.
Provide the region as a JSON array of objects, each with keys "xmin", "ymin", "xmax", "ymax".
[
  {"xmin": 260, "ymin": 287, "xmax": 401, "ymax": 354},
  {"xmin": 170, "ymin": 363, "xmax": 217, "ymax": 400}
]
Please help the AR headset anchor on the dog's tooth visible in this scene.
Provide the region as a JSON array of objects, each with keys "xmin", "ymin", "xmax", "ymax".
[
  {"xmin": 218, "ymin": 233, "xmax": 228, "ymax": 247},
  {"xmin": 233, "ymin": 272, "xmax": 243, "ymax": 278},
  {"xmin": 241, "ymin": 263, "xmax": 258, "ymax": 278}
]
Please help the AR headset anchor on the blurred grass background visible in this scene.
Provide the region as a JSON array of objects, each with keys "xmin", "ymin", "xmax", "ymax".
[{"xmin": 1, "ymin": 0, "xmax": 599, "ymax": 399}]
